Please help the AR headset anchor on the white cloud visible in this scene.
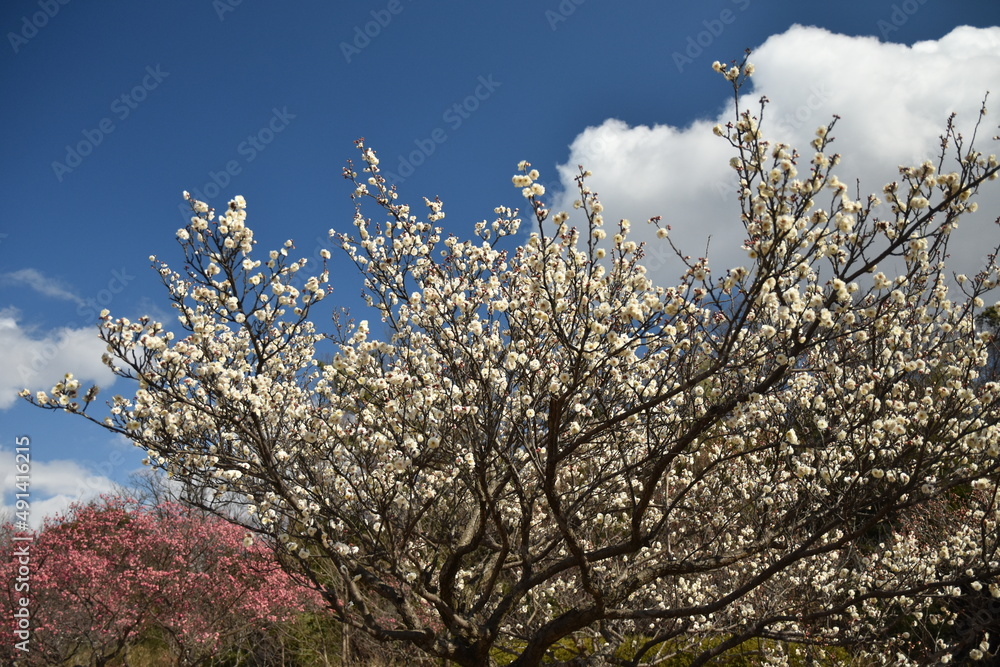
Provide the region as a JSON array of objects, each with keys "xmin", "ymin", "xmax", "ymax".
[
  {"xmin": 551, "ymin": 25, "xmax": 1000, "ymax": 283},
  {"xmin": 0, "ymin": 306, "xmax": 114, "ymax": 409},
  {"xmin": 0, "ymin": 268, "xmax": 85, "ymax": 305},
  {"xmin": 0, "ymin": 446, "xmax": 119, "ymax": 529}
]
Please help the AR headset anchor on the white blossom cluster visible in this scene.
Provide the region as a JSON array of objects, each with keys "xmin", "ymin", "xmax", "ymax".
[{"xmin": 23, "ymin": 62, "xmax": 1000, "ymax": 665}]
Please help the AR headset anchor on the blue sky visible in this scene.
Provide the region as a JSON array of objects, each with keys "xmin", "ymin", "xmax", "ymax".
[{"xmin": 2, "ymin": 0, "xmax": 1000, "ymax": 524}]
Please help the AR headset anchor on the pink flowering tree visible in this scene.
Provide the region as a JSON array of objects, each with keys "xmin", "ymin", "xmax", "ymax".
[
  {"xmin": 24, "ymin": 59, "xmax": 1000, "ymax": 665},
  {"xmin": 0, "ymin": 497, "xmax": 319, "ymax": 666}
]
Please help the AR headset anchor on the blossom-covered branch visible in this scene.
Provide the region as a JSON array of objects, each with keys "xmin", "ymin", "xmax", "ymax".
[{"xmin": 24, "ymin": 59, "xmax": 1000, "ymax": 665}]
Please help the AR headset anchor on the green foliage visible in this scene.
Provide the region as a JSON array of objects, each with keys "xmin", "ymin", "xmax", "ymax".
[
  {"xmin": 490, "ymin": 633, "xmax": 856, "ymax": 666},
  {"xmin": 271, "ymin": 611, "xmax": 345, "ymax": 666},
  {"xmin": 977, "ymin": 305, "xmax": 1000, "ymax": 332}
]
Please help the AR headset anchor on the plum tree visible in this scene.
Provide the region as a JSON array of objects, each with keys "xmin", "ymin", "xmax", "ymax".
[
  {"xmin": 25, "ymin": 59, "xmax": 1000, "ymax": 665},
  {"xmin": 0, "ymin": 497, "xmax": 319, "ymax": 666}
]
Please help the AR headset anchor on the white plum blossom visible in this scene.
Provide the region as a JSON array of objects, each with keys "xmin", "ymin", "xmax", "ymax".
[{"xmin": 23, "ymin": 70, "xmax": 1000, "ymax": 667}]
